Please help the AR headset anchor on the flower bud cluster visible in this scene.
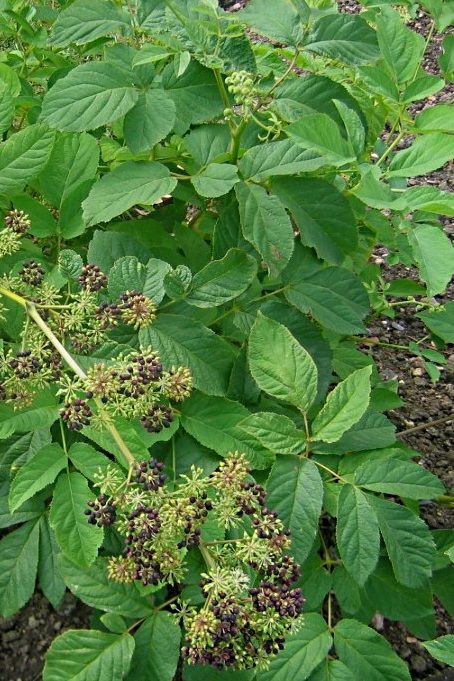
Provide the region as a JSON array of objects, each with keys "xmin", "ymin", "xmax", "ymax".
[{"xmin": 225, "ymin": 70, "xmax": 256, "ymax": 108}]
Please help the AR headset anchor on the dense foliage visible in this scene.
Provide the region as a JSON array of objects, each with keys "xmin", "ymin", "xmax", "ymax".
[{"xmin": 0, "ymin": 0, "xmax": 453, "ymax": 678}]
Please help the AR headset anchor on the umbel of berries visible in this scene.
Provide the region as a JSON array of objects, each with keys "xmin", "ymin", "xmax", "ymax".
[
  {"xmin": 20, "ymin": 260, "xmax": 45, "ymax": 287},
  {"xmin": 119, "ymin": 290, "xmax": 156, "ymax": 329},
  {"xmin": 79, "ymin": 263, "xmax": 107, "ymax": 292},
  {"xmin": 134, "ymin": 457, "xmax": 167, "ymax": 491},
  {"xmin": 9, "ymin": 350, "xmax": 41, "ymax": 379},
  {"xmin": 85, "ymin": 494, "xmax": 116, "ymax": 527},
  {"xmin": 4, "ymin": 209, "xmax": 31, "ymax": 234},
  {"xmin": 140, "ymin": 403, "xmax": 173, "ymax": 433},
  {"xmin": 60, "ymin": 398, "xmax": 92, "ymax": 431}
]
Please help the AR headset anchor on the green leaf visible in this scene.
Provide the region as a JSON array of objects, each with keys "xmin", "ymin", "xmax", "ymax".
[
  {"xmin": 124, "ymin": 90, "xmax": 176, "ymax": 155},
  {"xmin": 309, "ymin": 659, "xmax": 355, "ymax": 681},
  {"xmin": 402, "ymin": 186, "xmax": 454, "ymax": 217},
  {"xmin": 284, "ymin": 266, "xmax": 369, "ymax": 335},
  {"xmin": 272, "ymin": 177, "xmax": 358, "ymax": 265},
  {"xmin": 186, "ymin": 248, "xmax": 257, "ymax": 308},
  {"xmin": 332, "ymin": 565, "xmax": 361, "ymax": 615},
  {"xmin": 41, "ymin": 62, "xmax": 138, "ymax": 132},
  {"xmin": 50, "ymin": 0, "xmax": 131, "ymax": 46},
  {"xmin": 0, "ymin": 400, "xmax": 60, "ymax": 439},
  {"xmin": 409, "ymin": 223, "xmax": 454, "ymax": 296},
  {"xmin": 107, "ymin": 255, "xmax": 172, "ymax": 304},
  {"xmin": 0, "ymin": 481, "xmax": 44, "ymax": 529},
  {"xmin": 364, "ymin": 560, "xmax": 435, "ymax": 636},
  {"xmin": 239, "ymin": 0, "xmax": 304, "ymax": 45},
  {"xmin": 248, "ymin": 313, "xmax": 318, "ymax": 411},
  {"xmin": 139, "ymin": 314, "xmax": 235, "ymax": 396},
  {"xmin": 316, "ymin": 411, "xmax": 396, "ymax": 454},
  {"xmin": 334, "ymin": 619, "xmax": 411, "ymax": 681},
  {"xmin": 36, "ymin": 131, "xmax": 99, "ymax": 207},
  {"xmin": 238, "ymin": 412, "xmax": 306, "ymax": 455},
  {"xmin": 336, "ymin": 484, "xmax": 380, "ymax": 586},
  {"xmin": 162, "ymin": 61, "xmax": 224, "ymax": 135},
  {"xmin": 286, "ymin": 114, "xmax": 355, "ymax": 166},
  {"xmin": 105, "ymin": 255, "xmax": 170, "ymax": 305},
  {"xmin": 369, "ymin": 495, "xmax": 435, "ymax": 588},
  {"xmin": 388, "ymin": 133, "xmax": 454, "ymax": 177},
  {"xmin": 9, "ymin": 442, "xmax": 67, "ymax": 512},
  {"xmin": 239, "ymin": 140, "xmax": 325, "ymax": 181},
  {"xmin": 0, "ymin": 85, "xmax": 14, "ymax": 134},
  {"xmin": 418, "ymin": 302, "xmax": 454, "ymax": 343},
  {"xmin": 59, "ymin": 556, "xmax": 153, "ymax": 618},
  {"xmin": 312, "ymin": 367, "xmax": 372, "ymax": 444},
  {"xmin": 0, "ymin": 429, "xmax": 51, "ymax": 479},
  {"xmin": 180, "ymin": 392, "xmax": 274, "ymax": 470},
  {"xmin": 82, "ymin": 161, "xmax": 177, "ymax": 226},
  {"xmin": 43, "ymin": 629, "xmax": 135, "ymax": 681},
  {"xmin": 306, "ymin": 14, "xmax": 379, "ymax": 65},
  {"xmin": 126, "ymin": 613, "xmax": 180, "ymax": 681},
  {"xmin": 235, "ymin": 182, "xmax": 294, "ymax": 277},
  {"xmin": 0, "ymin": 124, "xmax": 55, "ymax": 195},
  {"xmin": 422, "ymin": 636, "xmax": 454, "ymax": 666},
  {"xmin": 376, "ymin": 8, "xmax": 424, "ymax": 85},
  {"xmin": 185, "ymin": 124, "xmax": 231, "ymax": 167},
  {"xmin": 259, "ymin": 614, "xmax": 332, "ymax": 681},
  {"xmin": 274, "ymin": 74, "xmax": 364, "ymax": 128},
  {"xmin": 69, "ymin": 442, "xmax": 123, "ymax": 482},
  {"xmin": 403, "ymin": 75, "xmax": 445, "ymax": 103},
  {"xmin": 0, "ymin": 63, "xmax": 21, "ymax": 97},
  {"xmin": 38, "ymin": 516, "xmax": 66, "ymax": 609},
  {"xmin": 355, "ymin": 458, "xmax": 444, "ymax": 499},
  {"xmin": 267, "ymin": 456, "xmax": 323, "ymax": 563},
  {"xmin": 191, "ymin": 163, "xmax": 239, "ymax": 198},
  {"xmin": 415, "ymin": 103, "xmax": 454, "ymax": 133},
  {"xmin": 0, "ymin": 518, "xmax": 40, "ymax": 617},
  {"xmin": 50, "ymin": 472, "xmax": 103, "ymax": 567}
]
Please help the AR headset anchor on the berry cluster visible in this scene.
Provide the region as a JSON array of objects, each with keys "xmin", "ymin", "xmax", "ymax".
[
  {"xmin": 98, "ymin": 452, "xmax": 303, "ymax": 671},
  {"xmin": 78, "ymin": 264, "xmax": 107, "ymax": 292},
  {"xmin": 8, "ymin": 350, "xmax": 41, "ymax": 379},
  {"xmin": 0, "ymin": 210, "xmax": 31, "ymax": 257},
  {"xmin": 140, "ymin": 403, "xmax": 173, "ymax": 433},
  {"xmin": 60, "ymin": 398, "xmax": 92, "ymax": 431},
  {"xmin": 118, "ymin": 352, "xmax": 163, "ymax": 399},
  {"xmin": 85, "ymin": 494, "xmax": 116, "ymax": 527},
  {"xmin": 119, "ymin": 290, "xmax": 157, "ymax": 329},
  {"xmin": 133, "ymin": 457, "xmax": 167, "ymax": 491},
  {"xmin": 4, "ymin": 209, "xmax": 31, "ymax": 234},
  {"xmin": 20, "ymin": 260, "xmax": 45, "ymax": 286}
]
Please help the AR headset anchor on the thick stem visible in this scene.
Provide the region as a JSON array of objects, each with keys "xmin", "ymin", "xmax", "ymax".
[{"xmin": 199, "ymin": 542, "xmax": 217, "ymax": 571}]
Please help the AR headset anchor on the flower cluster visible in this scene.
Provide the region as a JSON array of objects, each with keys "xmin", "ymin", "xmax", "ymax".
[
  {"xmin": 96, "ymin": 452, "xmax": 304, "ymax": 671},
  {"xmin": 225, "ymin": 70, "xmax": 256, "ymax": 108}
]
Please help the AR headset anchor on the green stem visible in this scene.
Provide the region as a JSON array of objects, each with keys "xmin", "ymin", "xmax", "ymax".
[
  {"xmin": 155, "ymin": 595, "xmax": 179, "ymax": 612},
  {"xmin": 213, "ymin": 68, "xmax": 230, "ymax": 111},
  {"xmin": 377, "ymin": 129, "xmax": 405, "ymax": 167},
  {"xmin": 199, "ymin": 542, "xmax": 217, "ymax": 570},
  {"xmin": 0, "ymin": 286, "xmax": 137, "ymax": 468},
  {"xmin": 313, "ymin": 460, "xmax": 347, "ymax": 483}
]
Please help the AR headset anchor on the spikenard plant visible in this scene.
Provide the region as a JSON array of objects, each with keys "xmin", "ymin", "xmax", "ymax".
[{"xmin": 0, "ymin": 0, "xmax": 453, "ymax": 678}]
